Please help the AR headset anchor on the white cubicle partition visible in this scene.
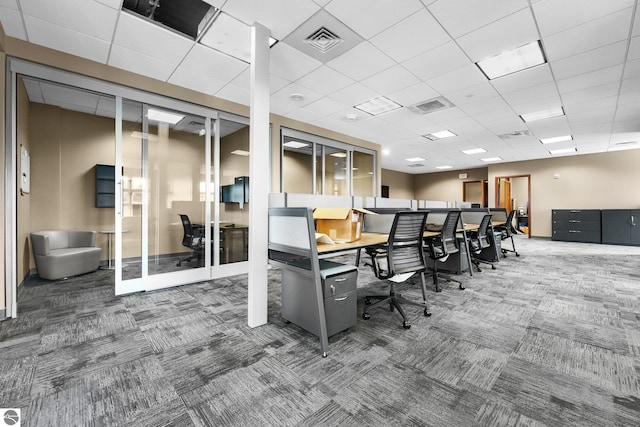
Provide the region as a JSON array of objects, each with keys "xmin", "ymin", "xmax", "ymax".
[
  {"xmin": 420, "ymin": 200, "xmax": 448, "ymax": 209},
  {"xmin": 269, "ymin": 193, "xmax": 364, "ymax": 209},
  {"xmin": 364, "ymin": 197, "xmax": 415, "ymax": 209},
  {"xmin": 268, "ymin": 192, "xmax": 286, "ymax": 208}
]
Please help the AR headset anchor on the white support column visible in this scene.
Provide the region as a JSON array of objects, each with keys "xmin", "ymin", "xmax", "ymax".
[{"xmin": 247, "ymin": 22, "xmax": 270, "ymax": 327}]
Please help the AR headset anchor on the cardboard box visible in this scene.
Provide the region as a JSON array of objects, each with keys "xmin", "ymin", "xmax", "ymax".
[{"xmin": 313, "ymin": 207, "xmax": 375, "ymax": 243}]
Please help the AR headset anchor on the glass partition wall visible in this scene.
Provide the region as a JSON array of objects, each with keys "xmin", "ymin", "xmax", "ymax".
[
  {"xmin": 9, "ymin": 60, "xmax": 248, "ymax": 299},
  {"xmin": 281, "ymin": 129, "xmax": 377, "ymax": 197}
]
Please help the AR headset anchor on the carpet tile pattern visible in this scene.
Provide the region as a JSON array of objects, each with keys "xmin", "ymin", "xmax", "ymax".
[{"xmin": 1, "ymin": 235, "xmax": 640, "ymax": 426}]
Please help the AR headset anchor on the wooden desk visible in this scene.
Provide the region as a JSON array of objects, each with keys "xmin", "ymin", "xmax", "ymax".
[{"xmin": 317, "ymin": 232, "xmax": 388, "ymax": 254}]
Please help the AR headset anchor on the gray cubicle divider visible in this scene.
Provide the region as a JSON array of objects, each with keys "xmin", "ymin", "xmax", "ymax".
[
  {"xmin": 267, "ymin": 207, "xmax": 358, "ymax": 358},
  {"xmin": 420, "ymin": 200, "xmax": 449, "ymax": 209},
  {"xmin": 365, "ymin": 197, "xmax": 416, "ymax": 210}
]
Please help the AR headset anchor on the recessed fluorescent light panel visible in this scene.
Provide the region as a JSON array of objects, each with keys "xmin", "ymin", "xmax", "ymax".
[
  {"xmin": 147, "ymin": 109, "xmax": 184, "ymax": 125},
  {"xmin": 283, "ymin": 140, "xmax": 309, "ymax": 149},
  {"xmin": 330, "ymin": 152, "xmax": 347, "ymax": 158},
  {"xmin": 549, "ymin": 147, "xmax": 577, "ymax": 155},
  {"xmin": 540, "ymin": 135, "xmax": 573, "ymax": 144},
  {"xmin": 481, "ymin": 157, "xmax": 502, "ymax": 162},
  {"xmin": 354, "ymin": 96, "xmax": 402, "ymax": 116},
  {"xmin": 230, "ymin": 149, "xmax": 250, "ymax": 156},
  {"xmin": 520, "ymin": 106, "xmax": 565, "ymax": 123},
  {"xmin": 424, "ymin": 130, "xmax": 457, "ymax": 140},
  {"xmin": 406, "ymin": 157, "xmax": 426, "ymax": 162},
  {"xmin": 436, "ymin": 165, "xmax": 453, "ymax": 170},
  {"xmin": 462, "ymin": 148, "xmax": 487, "ymax": 155},
  {"xmin": 476, "ymin": 40, "xmax": 546, "ymax": 80}
]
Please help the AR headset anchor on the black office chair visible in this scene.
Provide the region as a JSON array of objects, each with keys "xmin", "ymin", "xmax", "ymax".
[
  {"xmin": 362, "ymin": 211, "xmax": 431, "ymax": 330},
  {"xmin": 177, "ymin": 214, "xmax": 205, "ymax": 267},
  {"xmin": 424, "ymin": 210, "xmax": 465, "ymax": 292},
  {"xmin": 495, "ymin": 210, "xmax": 520, "ymax": 257},
  {"xmin": 468, "ymin": 214, "xmax": 497, "ymax": 272}
]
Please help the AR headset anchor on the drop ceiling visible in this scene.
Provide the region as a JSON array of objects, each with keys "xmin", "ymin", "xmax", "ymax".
[{"xmin": 2, "ymin": 0, "xmax": 639, "ymax": 173}]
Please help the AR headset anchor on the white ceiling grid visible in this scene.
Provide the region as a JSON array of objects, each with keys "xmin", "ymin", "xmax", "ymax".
[{"xmin": 0, "ymin": 0, "xmax": 638, "ymax": 173}]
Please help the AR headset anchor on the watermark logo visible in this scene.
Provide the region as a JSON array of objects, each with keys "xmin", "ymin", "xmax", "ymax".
[{"xmin": 1, "ymin": 409, "xmax": 20, "ymax": 427}]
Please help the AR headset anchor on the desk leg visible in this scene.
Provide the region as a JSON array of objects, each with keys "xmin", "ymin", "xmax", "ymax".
[
  {"xmin": 462, "ymin": 229, "xmax": 473, "ymax": 277},
  {"xmin": 313, "ymin": 273, "xmax": 329, "ymax": 358}
]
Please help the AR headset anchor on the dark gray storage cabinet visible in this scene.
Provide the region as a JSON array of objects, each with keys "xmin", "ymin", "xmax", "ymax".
[
  {"xmin": 552, "ymin": 209, "xmax": 601, "ymax": 243},
  {"xmin": 601, "ymin": 210, "xmax": 640, "ymax": 245},
  {"xmin": 281, "ymin": 260, "xmax": 357, "ymax": 338},
  {"xmin": 426, "ymin": 236, "xmax": 469, "ymax": 274},
  {"xmin": 95, "ymin": 164, "xmax": 115, "ymax": 208}
]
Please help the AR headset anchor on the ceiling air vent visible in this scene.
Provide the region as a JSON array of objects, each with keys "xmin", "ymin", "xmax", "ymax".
[
  {"xmin": 408, "ymin": 96, "xmax": 453, "ymax": 115},
  {"xmin": 407, "ymin": 163, "xmax": 426, "ymax": 168},
  {"xmin": 304, "ymin": 27, "xmax": 343, "ymax": 53},
  {"xmin": 498, "ymin": 130, "xmax": 531, "ymax": 139}
]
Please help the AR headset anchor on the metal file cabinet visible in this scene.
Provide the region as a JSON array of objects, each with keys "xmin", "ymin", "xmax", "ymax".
[
  {"xmin": 601, "ymin": 209, "xmax": 640, "ymax": 245},
  {"xmin": 476, "ymin": 231, "xmax": 502, "ymax": 262},
  {"xmin": 551, "ymin": 209, "xmax": 601, "ymax": 243},
  {"xmin": 281, "ymin": 260, "xmax": 358, "ymax": 338}
]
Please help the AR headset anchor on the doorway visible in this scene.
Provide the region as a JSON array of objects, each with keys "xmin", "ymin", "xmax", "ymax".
[
  {"xmin": 463, "ymin": 180, "xmax": 488, "ymax": 207},
  {"xmin": 495, "ymin": 175, "xmax": 531, "ymax": 237}
]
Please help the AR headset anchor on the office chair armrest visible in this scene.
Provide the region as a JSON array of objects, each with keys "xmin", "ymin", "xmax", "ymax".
[{"xmin": 364, "ymin": 245, "xmax": 391, "ymax": 279}]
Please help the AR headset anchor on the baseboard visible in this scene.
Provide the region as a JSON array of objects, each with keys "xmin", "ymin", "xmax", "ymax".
[{"xmin": 0, "ymin": 308, "xmax": 5, "ymax": 320}]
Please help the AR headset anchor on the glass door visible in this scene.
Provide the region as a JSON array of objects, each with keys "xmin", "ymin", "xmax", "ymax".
[{"xmin": 115, "ymin": 97, "xmax": 213, "ymax": 295}]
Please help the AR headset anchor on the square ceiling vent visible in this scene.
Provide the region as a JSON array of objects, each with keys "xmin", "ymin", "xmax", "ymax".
[
  {"xmin": 283, "ymin": 10, "xmax": 364, "ymax": 63},
  {"xmin": 408, "ymin": 96, "xmax": 454, "ymax": 115}
]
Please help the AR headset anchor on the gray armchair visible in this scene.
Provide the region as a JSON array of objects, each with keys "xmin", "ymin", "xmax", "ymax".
[{"xmin": 30, "ymin": 230, "xmax": 102, "ymax": 280}]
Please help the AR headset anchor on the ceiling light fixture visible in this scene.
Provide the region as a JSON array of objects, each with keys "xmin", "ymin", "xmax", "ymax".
[
  {"xmin": 462, "ymin": 148, "xmax": 487, "ymax": 155},
  {"xmin": 345, "ymin": 114, "xmax": 358, "ymax": 122},
  {"xmin": 290, "ymin": 93, "xmax": 305, "ymax": 102},
  {"xmin": 147, "ymin": 109, "xmax": 184, "ymax": 124},
  {"xmin": 230, "ymin": 149, "xmax": 250, "ymax": 156},
  {"xmin": 382, "ymin": 149, "xmax": 390, "ymax": 156},
  {"xmin": 520, "ymin": 106, "xmax": 565, "ymax": 122},
  {"xmin": 476, "ymin": 40, "xmax": 546, "ymax": 80},
  {"xmin": 424, "ymin": 130, "xmax": 457, "ymax": 140},
  {"xmin": 481, "ymin": 157, "xmax": 502, "ymax": 162},
  {"xmin": 436, "ymin": 165, "xmax": 453, "ymax": 170},
  {"xmin": 330, "ymin": 152, "xmax": 347, "ymax": 158},
  {"xmin": 540, "ymin": 135, "xmax": 573, "ymax": 144},
  {"xmin": 354, "ymin": 96, "xmax": 402, "ymax": 116},
  {"xmin": 549, "ymin": 147, "xmax": 577, "ymax": 155},
  {"xmin": 406, "ymin": 157, "xmax": 426, "ymax": 162},
  {"xmin": 283, "ymin": 140, "xmax": 309, "ymax": 149}
]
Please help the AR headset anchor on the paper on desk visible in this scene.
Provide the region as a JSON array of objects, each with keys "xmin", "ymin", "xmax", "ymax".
[
  {"xmin": 315, "ymin": 233, "xmax": 335, "ymax": 245},
  {"xmin": 389, "ymin": 272, "xmax": 415, "ymax": 283}
]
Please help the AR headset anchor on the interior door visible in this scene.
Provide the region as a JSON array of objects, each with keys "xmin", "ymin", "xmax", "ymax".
[
  {"xmin": 499, "ymin": 178, "xmax": 512, "ymax": 211},
  {"xmin": 115, "ymin": 98, "xmax": 213, "ymax": 295}
]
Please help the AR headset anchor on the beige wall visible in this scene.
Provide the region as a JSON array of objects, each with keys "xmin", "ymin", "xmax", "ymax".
[
  {"xmin": 283, "ymin": 150, "xmax": 314, "ymax": 194},
  {"xmin": 415, "ymin": 168, "xmax": 488, "ymax": 201},
  {"xmin": 510, "ymin": 177, "xmax": 529, "ymax": 213},
  {"xmin": 488, "ymin": 149, "xmax": 640, "ymax": 237},
  {"xmin": 220, "ymin": 126, "xmax": 250, "ymax": 226},
  {"xmin": 381, "ymin": 169, "xmax": 415, "ymax": 199}
]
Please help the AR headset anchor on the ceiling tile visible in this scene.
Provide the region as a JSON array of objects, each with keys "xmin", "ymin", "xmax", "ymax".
[
  {"xmin": 510, "ymin": 96, "xmax": 563, "ymax": 116},
  {"xmin": 502, "ymin": 82, "xmax": 559, "ymax": 107},
  {"xmin": 0, "ymin": 6, "xmax": 26, "ymax": 38},
  {"xmin": 313, "ymin": 0, "xmax": 331, "ymax": 6},
  {"xmin": 543, "ymin": 8, "xmax": 633, "ymax": 61},
  {"xmin": 270, "ymin": 42, "xmax": 322, "ymax": 81},
  {"xmin": 624, "ymin": 59, "xmax": 640, "ymax": 80},
  {"xmin": 458, "ymin": 95, "xmax": 513, "ymax": 116},
  {"xmin": 108, "ymin": 44, "xmax": 177, "ymax": 81},
  {"xmin": 428, "ymin": 0, "xmax": 529, "ymax": 38},
  {"xmin": 113, "ymin": 12, "xmax": 193, "ymax": 65},
  {"xmin": 271, "ymin": 82, "xmax": 324, "ymax": 107},
  {"xmin": 24, "ymin": 15, "xmax": 111, "ymax": 63},
  {"xmin": 550, "ymin": 41, "xmax": 627, "ymax": 80},
  {"xmin": 221, "ymin": 0, "xmax": 319, "ymax": 40},
  {"xmin": 0, "ymin": 0, "xmax": 17, "ymax": 8},
  {"xmin": 178, "ymin": 44, "xmax": 248, "ymax": 83},
  {"xmin": 200, "ymin": 12, "xmax": 251, "ymax": 63},
  {"xmin": 533, "ymin": 0, "xmax": 635, "ymax": 36},
  {"xmin": 270, "ymin": 97, "xmax": 297, "ymax": 116},
  {"xmin": 620, "ymin": 76, "xmax": 640, "ymax": 94},
  {"xmin": 443, "ymin": 82, "xmax": 499, "ymax": 107},
  {"xmin": 21, "ymin": 0, "xmax": 118, "ymax": 41},
  {"xmin": 426, "ymin": 65, "xmax": 487, "ymax": 94},
  {"xmin": 370, "ymin": 9, "xmax": 451, "ymax": 63},
  {"xmin": 328, "ymin": 82, "xmax": 380, "ymax": 106},
  {"xmin": 361, "ymin": 65, "xmax": 420, "ymax": 95},
  {"xmin": 302, "ymin": 97, "xmax": 351, "ymax": 116},
  {"xmin": 215, "ymin": 84, "xmax": 250, "ymax": 106},
  {"xmin": 168, "ymin": 67, "xmax": 227, "ymax": 95},
  {"xmin": 295, "ymin": 66, "xmax": 354, "ymax": 96},
  {"xmin": 220, "ymin": 69, "xmax": 290, "ymax": 94},
  {"xmin": 557, "ymin": 65, "xmax": 623, "ymax": 94},
  {"xmin": 628, "ymin": 36, "xmax": 640, "ymax": 61},
  {"xmin": 325, "ymin": 0, "xmax": 424, "ymax": 39},
  {"xmin": 284, "ymin": 107, "xmax": 324, "ymax": 124},
  {"xmin": 490, "ymin": 64, "xmax": 554, "ymax": 94},
  {"xmin": 456, "ymin": 8, "xmax": 538, "ymax": 62},
  {"xmin": 41, "ymin": 82, "xmax": 99, "ymax": 110},
  {"xmin": 388, "ymin": 82, "xmax": 440, "ymax": 106},
  {"xmin": 326, "ymin": 42, "xmax": 395, "ymax": 81},
  {"xmin": 402, "ymin": 41, "xmax": 471, "ymax": 81}
]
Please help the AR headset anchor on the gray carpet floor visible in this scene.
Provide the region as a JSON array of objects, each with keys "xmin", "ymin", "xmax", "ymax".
[{"xmin": 1, "ymin": 236, "xmax": 640, "ymax": 426}]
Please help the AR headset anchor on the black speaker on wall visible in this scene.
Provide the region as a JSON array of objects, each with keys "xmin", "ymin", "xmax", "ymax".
[{"xmin": 381, "ymin": 185, "xmax": 389, "ymax": 198}]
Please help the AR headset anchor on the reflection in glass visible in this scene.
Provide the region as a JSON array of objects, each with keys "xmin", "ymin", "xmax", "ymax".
[
  {"xmin": 324, "ymin": 146, "xmax": 347, "ymax": 196},
  {"xmin": 353, "ymin": 151, "xmax": 375, "ymax": 198}
]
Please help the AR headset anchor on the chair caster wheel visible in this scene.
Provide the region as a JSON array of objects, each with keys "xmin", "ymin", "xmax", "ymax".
[
  {"xmin": 491, "ymin": 265, "xmax": 496, "ymax": 270},
  {"xmin": 362, "ymin": 312, "xmax": 371, "ymax": 320},
  {"xmin": 459, "ymin": 284, "xmax": 465, "ymax": 290},
  {"xmin": 364, "ymin": 297, "xmax": 371, "ymax": 305},
  {"xmin": 402, "ymin": 321, "xmax": 411, "ymax": 329},
  {"xmin": 424, "ymin": 310, "xmax": 431, "ymax": 317},
  {"xmin": 322, "ymin": 352, "xmax": 328, "ymax": 358},
  {"xmin": 435, "ymin": 287, "xmax": 442, "ymax": 292},
  {"xmin": 516, "ymin": 253, "xmax": 520, "ymax": 257}
]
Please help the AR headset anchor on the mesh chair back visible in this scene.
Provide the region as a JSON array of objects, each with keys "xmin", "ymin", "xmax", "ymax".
[
  {"xmin": 441, "ymin": 210, "xmax": 461, "ymax": 254},
  {"xmin": 476, "ymin": 214, "xmax": 492, "ymax": 249},
  {"xmin": 179, "ymin": 214, "xmax": 200, "ymax": 248},
  {"xmin": 387, "ymin": 211, "xmax": 428, "ymax": 276},
  {"xmin": 502, "ymin": 210, "xmax": 517, "ymax": 237}
]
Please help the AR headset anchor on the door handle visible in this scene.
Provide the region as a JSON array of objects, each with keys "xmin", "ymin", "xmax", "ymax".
[
  {"xmin": 334, "ymin": 295, "xmax": 348, "ymax": 301},
  {"xmin": 117, "ymin": 181, "xmax": 123, "ymax": 217},
  {"xmin": 334, "ymin": 277, "xmax": 347, "ymax": 282},
  {"xmin": 631, "ymin": 215, "xmax": 636, "ymax": 226}
]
